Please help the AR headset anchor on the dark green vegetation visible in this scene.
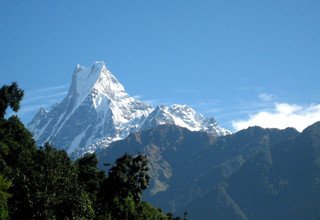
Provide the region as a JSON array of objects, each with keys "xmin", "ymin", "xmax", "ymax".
[
  {"xmin": 0, "ymin": 83, "xmax": 174, "ymax": 219},
  {"xmin": 98, "ymin": 121, "xmax": 320, "ymax": 219}
]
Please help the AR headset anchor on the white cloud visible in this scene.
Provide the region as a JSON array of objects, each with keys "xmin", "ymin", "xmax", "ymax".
[{"xmin": 232, "ymin": 103, "xmax": 320, "ymax": 132}]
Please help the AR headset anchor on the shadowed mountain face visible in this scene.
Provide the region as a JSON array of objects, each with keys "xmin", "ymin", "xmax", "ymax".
[{"xmin": 97, "ymin": 122, "xmax": 320, "ymax": 219}]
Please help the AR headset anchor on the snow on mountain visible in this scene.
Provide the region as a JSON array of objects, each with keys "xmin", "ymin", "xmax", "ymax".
[
  {"xmin": 28, "ymin": 107, "xmax": 48, "ymax": 139},
  {"xmin": 141, "ymin": 105, "xmax": 229, "ymax": 136},
  {"xmin": 28, "ymin": 61, "xmax": 230, "ymax": 157}
]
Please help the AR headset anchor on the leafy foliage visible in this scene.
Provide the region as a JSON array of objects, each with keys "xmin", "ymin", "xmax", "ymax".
[
  {"xmin": 75, "ymin": 153, "xmax": 106, "ymax": 214},
  {"xmin": 98, "ymin": 153, "xmax": 150, "ymax": 218},
  {"xmin": 106, "ymin": 153, "xmax": 149, "ymax": 202},
  {"xmin": 0, "ymin": 82, "xmax": 174, "ymax": 219},
  {"xmin": 19, "ymin": 144, "xmax": 94, "ymax": 219},
  {"xmin": 0, "ymin": 82, "xmax": 24, "ymax": 119},
  {"xmin": 0, "ymin": 174, "xmax": 11, "ymax": 219}
]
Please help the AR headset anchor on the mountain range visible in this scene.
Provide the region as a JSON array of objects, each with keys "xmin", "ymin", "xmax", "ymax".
[
  {"xmin": 27, "ymin": 61, "xmax": 320, "ymax": 219},
  {"xmin": 27, "ymin": 61, "xmax": 229, "ymax": 157},
  {"xmin": 97, "ymin": 122, "xmax": 320, "ymax": 220}
]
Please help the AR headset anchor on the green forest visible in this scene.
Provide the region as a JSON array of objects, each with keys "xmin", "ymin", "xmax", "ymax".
[{"xmin": 0, "ymin": 83, "xmax": 183, "ymax": 219}]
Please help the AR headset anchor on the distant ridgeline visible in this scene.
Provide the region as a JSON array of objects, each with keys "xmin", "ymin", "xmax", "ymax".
[{"xmin": 97, "ymin": 122, "xmax": 320, "ymax": 220}]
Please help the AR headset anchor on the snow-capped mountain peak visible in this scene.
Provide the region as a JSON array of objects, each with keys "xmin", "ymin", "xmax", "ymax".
[
  {"xmin": 141, "ymin": 104, "xmax": 229, "ymax": 136},
  {"xmin": 69, "ymin": 61, "xmax": 128, "ymax": 111},
  {"xmin": 28, "ymin": 61, "xmax": 230, "ymax": 157}
]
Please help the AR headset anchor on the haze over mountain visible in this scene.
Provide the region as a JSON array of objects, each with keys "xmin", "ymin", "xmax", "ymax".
[{"xmin": 28, "ymin": 61, "xmax": 229, "ymax": 156}]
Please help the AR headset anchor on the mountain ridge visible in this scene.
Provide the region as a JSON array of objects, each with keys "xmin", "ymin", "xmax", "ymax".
[
  {"xmin": 96, "ymin": 123, "xmax": 320, "ymax": 219},
  {"xmin": 28, "ymin": 61, "xmax": 230, "ymax": 156}
]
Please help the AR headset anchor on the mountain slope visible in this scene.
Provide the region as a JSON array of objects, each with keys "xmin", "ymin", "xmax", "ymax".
[
  {"xmin": 96, "ymin": 123, "xmax": 307, "ymax": 219},
  {"xmin": 96, "ymin": 123, "xmax": 320, "ymax": 219},
  {"xmin": 28, "ymin": 61, "xmax": 152, "ymax": 155},
  {"xmin": 221, "ymin": 121, "xmax": 320, "ymax": 220},
  {"xmin": 28, "ymin": 61, "xmax": 229, "ymax": 156}
]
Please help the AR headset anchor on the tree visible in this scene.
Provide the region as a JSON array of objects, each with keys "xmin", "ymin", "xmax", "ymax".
[
  {"xmin": 0, "ymin": 84, "xmax": 35, "ymax": 175},
  {"xmin": 0, "ymin": 82, "xmax": 24, "ymax": 119},
  {"xmin": 106, "ymin": 154, "xmax": 149, "ymax": 202},
  {"xmin": 9, "ymin": 144, "xmax": 94, "ymax": 219},
  {"xmin": 99, "ymin": 153, "xmax": 150, "ymax": 219},
  {"xmin": 136, "ymin": 201, "xmax": 169, "ymax": 219},
  {"xmin": 76, "ymin": 153, "xmax": 106, "ymax": 213},
  {"xmin": 0, "ymin": 174, "xmax": 11, "ymax": 219},
  {"xmin": 0, "ymin": 115, "xmax": 36, "ymax": 173}
]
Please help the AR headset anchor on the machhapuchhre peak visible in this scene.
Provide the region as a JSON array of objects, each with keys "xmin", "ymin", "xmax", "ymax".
[{"xmin": 28, "ymin": 61, "xmax": 230, "ymax": 158}]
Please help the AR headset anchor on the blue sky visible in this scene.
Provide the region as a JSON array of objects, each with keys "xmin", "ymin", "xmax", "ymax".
[{"xmin": 1, "ymin": 0, "xmax": 320, "ymax": 131}]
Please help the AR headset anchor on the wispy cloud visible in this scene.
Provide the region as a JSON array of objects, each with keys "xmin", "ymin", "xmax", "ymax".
[
  {"xmin": 232, "ymin": 103, "xmax": 320, "ymax": 132},
  {"xmin": 143, "ymin": 99, "xmax": 169, "ymax": 107},
  {"xmin": 17, "ymin": 84, "xmax": 69, "ymax": 123},
  {"xmin": 26, "ymin": 84, "xmax": 69, "ymax": 95},
  {"xmin": 23, "ymin": 84, "xmax": 68, "ymax": 104},
  {"xmin": 142, "ymin": 97, "xmax": 176, "ymax": 107},
  {"xmin": 143, "ymin": 99, "xmax": 158, "ymax": 106},
  {"xmin": 259, "ymin": 93, "xmax": 273, "ymax": 102},
  {"xmin": 132, "ymin": 95, "xmax": 142, "ymax": 100},
  {"xmin": 190, "ymin": 99, "xmax": 221, "ymax": 108},
  {"xmin": 23, "ymin": 91, "xmax": 68, "ymax": 104},
  {"xmin": 19, "ymin": 104, "xmax": 49, "ymax": 115}
]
